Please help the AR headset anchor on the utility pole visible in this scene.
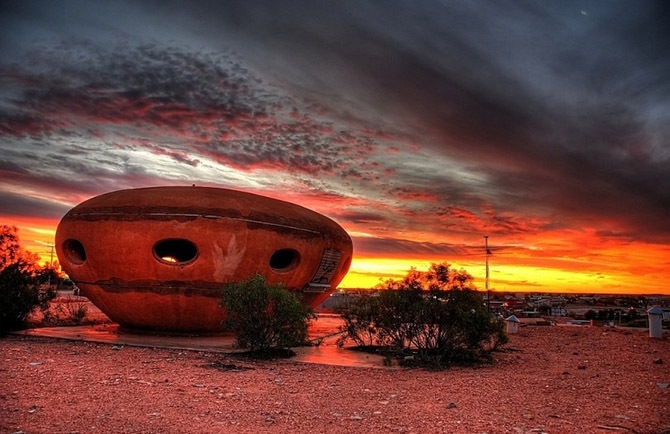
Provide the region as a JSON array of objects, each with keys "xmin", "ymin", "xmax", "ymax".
[
  {"xmin": 47, "ymin": 243, "xmax": 54, "ymax": 288},
  {"xmin": 484, "ymin": 235, "xmax": 490, "ymax": 311}
]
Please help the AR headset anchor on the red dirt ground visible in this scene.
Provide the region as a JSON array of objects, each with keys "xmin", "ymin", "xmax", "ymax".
[{"xmin": 1, "ymin": 323, "xmax": 668, "ymax": 434}]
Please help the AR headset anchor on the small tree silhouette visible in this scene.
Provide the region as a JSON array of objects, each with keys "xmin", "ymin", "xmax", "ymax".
[
  {"xmin": 338, "ymin": 262, "xmax": 507, "ymax": 367},
  {"xmin": 0, "ymin": 226, "xmax": 56, "ymax": 335}
]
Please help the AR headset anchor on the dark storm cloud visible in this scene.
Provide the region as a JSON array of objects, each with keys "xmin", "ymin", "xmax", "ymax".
[
  {"xmin": 185, "ymin": 0, "xmax": 670, "ymax": 242},
  {"xmin": 1, "ymin": 42, "xmax": 263, "ymax": 126},
  {"xmin": 0, "ymin": 41, "xmax": 362, "ymax": 179},
  {"xmin": 0, "ymin": 110, "xmax": 59, "ymax": 137},
  {"xmin": 0, "ymin": 190, "xmax": 70, "ymax": 219},
  {"xmin": 352, "ymin": 235, "xmax": 466, "ymax": 258},
  {"xmin": 337, "ymin": 210, "xmax": 387, "ymax": 225},
  {"xmin": 1, "ymin": 0, "xmax": 669, "ymax": 248}
]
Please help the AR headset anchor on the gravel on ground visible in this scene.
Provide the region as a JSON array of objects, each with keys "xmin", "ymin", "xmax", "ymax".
[{"xmin": 1, "ymin": 325, "xmax": 668, "ymax": 434}]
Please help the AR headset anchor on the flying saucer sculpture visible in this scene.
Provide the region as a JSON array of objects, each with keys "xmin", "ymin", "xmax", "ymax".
[{"xmin": 55, "ymin": 186, "xmax": 353, "ymax": 332}]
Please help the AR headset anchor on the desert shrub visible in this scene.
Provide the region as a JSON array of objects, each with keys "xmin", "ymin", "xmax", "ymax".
[
  {"xmin": 337, "ymin": 262, "xmax": 507, "ymax": 368},
  {"xmin": 63, "ymin": 297, "xmax": 89, "ymax": 324},
  {"xmin": 46, "ymin": 296, "xmax": 89, "ymax": 325},
  {"xmin": 41, "ymin": 295, "xmax": 108, "ymax": 327},
  {"xmin": 1, "ymin": 261, "xmax": 55, "ymax": 334},
  {"xmin": 584, "ymin": 309, "xmax": 597, "ymax": 320},
  {"xmin": 220, "ymin": 274, "xmax": 316, "ymax": 356},
  {"xmin": 337, "ymin": 293, "xmax": 382, "ymax": 348},
  {"xmin": 0, "ymin": 226, "xmax": 57, "ymax": 335}
]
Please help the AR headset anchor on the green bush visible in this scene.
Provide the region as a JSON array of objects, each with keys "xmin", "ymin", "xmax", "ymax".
[
  {"xmin": 337, "ymin": 262, "xmax": 508, "ymax": 368},
  {"xmin": 1, "ymin": 226, "xmax": 56, "ymax": 335},
  {"xmin": 220, "ymin": 274, "xmax": 316, "ymax": 356}
]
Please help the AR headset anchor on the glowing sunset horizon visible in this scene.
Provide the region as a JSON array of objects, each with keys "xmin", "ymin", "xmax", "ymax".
[
  {"xmin": 4, "ymin": 202, "xmax": 668, "ymax": 296},
  {"xmin": 2, "ymin": 2, "xmax": 668, "ymax": 295}
]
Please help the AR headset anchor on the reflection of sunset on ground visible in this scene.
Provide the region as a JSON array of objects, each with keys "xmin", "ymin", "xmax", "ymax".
[{"xmin": 2, "ymin": 2, "xmax": 668, "ymax": 295}]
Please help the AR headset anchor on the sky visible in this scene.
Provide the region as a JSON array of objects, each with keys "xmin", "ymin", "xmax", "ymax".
[{"xmin": 1, "ymin": 1, "xmax": 669, "ymax": 295}]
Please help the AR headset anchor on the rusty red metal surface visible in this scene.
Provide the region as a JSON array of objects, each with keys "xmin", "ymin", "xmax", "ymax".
[{"xmin": 55, "ymin": 186, "xmax": 353, "ymax": 332}]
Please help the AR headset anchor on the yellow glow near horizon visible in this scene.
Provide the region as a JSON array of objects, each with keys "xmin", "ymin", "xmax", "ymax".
[
  {"xmin": 482, "ymin": 264, "xmax": 610, "ymax": 293},
  {"xmin": 3, "ymin": 216, "xmax": 669, "ymax": 295},
  {"xmin": 2, "ymin": 217, "xmax": 59, "ymax": 266},
  {"xmin": 339, "ymin": 257, "xmax": 452, "ymax": 289},
  {"xmin": 340, "ymin": 254, "xmax": 669, "ymax": 295}
]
